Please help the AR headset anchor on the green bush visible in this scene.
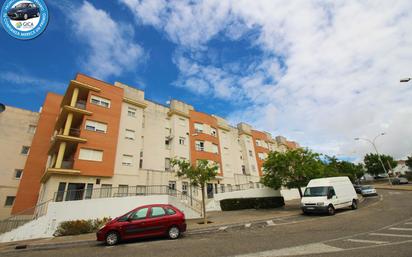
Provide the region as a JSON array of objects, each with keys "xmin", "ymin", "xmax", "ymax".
[
  {"xmin": 220, "ymin": 197, "xmax": 285, "ymax": 211},
  {"xmin": 54, "ymin": 217, "xmax": 111, "ymax": 236}
]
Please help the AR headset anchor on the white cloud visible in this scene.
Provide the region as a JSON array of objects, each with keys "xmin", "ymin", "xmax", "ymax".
[
  {"xmin": 121, "ymin": 0, "xmax": 412, "ymax": 160},
  {"xmin": 69, "ymin": 1, "xmax": 145, "ymax": 79},
  {"xmin": 0, "ymin": 71, "xmax": 64, "ymax": 93}
]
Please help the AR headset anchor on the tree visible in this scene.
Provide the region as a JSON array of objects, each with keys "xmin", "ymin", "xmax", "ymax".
[
  {"xmin": 363, "ymin": 153, "xmax": 397, "ymax": 176},
  {"xmin": 406, "ymin": 155, "xmax": 412, "ymax": 169},
  {"xmin": 261, "ymin": 148, "xmax": 324, "ymax": 198},
  {"xmin": 171, "ymin": 159, "xmax": 218, "ymax": 224},
  {"xmin": 323, "ymin": 155, "xmax": 365, "ymax": 183}
]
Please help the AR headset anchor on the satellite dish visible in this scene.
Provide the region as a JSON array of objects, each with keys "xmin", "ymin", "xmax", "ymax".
[{"xmin": 0, "ymin": 103, "xmax": 5, "ymax": 113}]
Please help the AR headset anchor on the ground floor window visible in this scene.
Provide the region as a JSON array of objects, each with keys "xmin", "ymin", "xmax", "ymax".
[{"xmin": 4, "ymin": 196, "xmax": 15, "ymax": 206}]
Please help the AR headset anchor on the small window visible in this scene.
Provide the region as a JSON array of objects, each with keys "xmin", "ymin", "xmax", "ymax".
[
  {"xmin": 242, "ymin": 165, "xmax": 246, "ymax": 174},
  {"xmin": 165, "ymin": 208, "xmax": 176, "ymax": 215},
  {"xmin": 14, "ymin": 169, "xmax": 23, "ymax": 179},
  {"xmin": 150, "ymin": 207, "xmax": 166, "ymax": 217},
  {"xmin": 211, "ymin": 127, "xmax": 217, "ymax": 137},
  {"xmin": 131, "ymin": 207, "xmax": 149, "ymax": 220},
  {"xmin": 90, "ymin": 95, "xmax": 111, "ymax": 108},
  {"xmin": 27, "ymin": 125, "xmax": 36, "ymax": 134},
  {"xmin": 122, "ymin": 154, "xmax": 133, "ymax": 166},
  {"xmin": 128, "ymin": 107, "xmax": 136, "ymax": 117},
  {"xmin": 182, "ymin": 182, "xmax": 188, "ymax": 195},
  {"xmin": 248, "ymin": 150, "xmax": 253, "ymax": 157},
  {"xmin": 179, "ymin": 137, "xmax": 185, "ymax": 145},
  {"xmin": 21, "ymin": 146, "xmax": 30, "ymax": 155},
  {"xmin": 4, "ymin": 196, "xmax": 15, "ymax": 206},
  {"xmin": 255, "ymin": 140, "xmax": 260, "ymax": 146},
  {"xmin": 139, "ymin": 159, "xmax": 143, "ymax": 168},
  {"xmin": 85, "ymin": 120, "xmax": 107, "ymax": 133},
  {"xmin": 125, "ymin": 129, "xmax": 135, "ymax": 140},
  {"xmin": 195, "ymin": 141, "xmax": 204, "ymax": 151}
]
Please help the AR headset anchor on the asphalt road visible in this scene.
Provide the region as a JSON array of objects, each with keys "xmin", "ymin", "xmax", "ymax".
[{"xmin": 4, "ymin": 190, "xmax": 412, "ymax": 257}]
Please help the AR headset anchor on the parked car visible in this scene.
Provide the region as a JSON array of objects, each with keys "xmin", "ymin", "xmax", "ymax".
[
  {"xmin": 301, "ymin": 177, "xmax": 358, "ymax": 215},
  {"xmin": 392, "ymin": 177, "xmax": 409, "ymax": 185},
  {"xmin": 360, "ymin": 185, "xmax": 377, "ymax": 196},
  {"xmin": 7, "ymin": 2, "xmax": 39, "ymax": 20},
  {"xmin": 353, "ymin": 184, "xmax": 362, "ymax": 194},
  {"xmin": 96, "ymin": 204, "xmax": 186, "ymax": 246}
]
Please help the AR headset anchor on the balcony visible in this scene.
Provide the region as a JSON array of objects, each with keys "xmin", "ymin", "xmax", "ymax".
[{"xmin": 54, "ymin": 128, "xmax": 87, "ymax": 144}]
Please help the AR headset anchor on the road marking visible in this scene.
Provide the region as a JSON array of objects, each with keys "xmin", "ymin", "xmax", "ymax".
[
  {"xmin": 218, "ymin": 226, "xmax": 228, "ymax": 231},
  {"xmin": 245, "ymin": 223, "xmax": 251, "ymax": 228},
  {"xmin": 266, "ymin": 220, "xmax": 275, "ymax": 226},
  {"xmin": 231, "ymin": 243, "xmax": 342, "ymax": 257},
  {"xmin": 389, "ymin": 227, "xmax": 412, "ymax": 231},
  {"xmin": 369, "ymin": 233, "xmax": 412, "ymax": 238},
  {"xmin": 346, "ymin": 239, "xmax": 388, "ymax": 244}
]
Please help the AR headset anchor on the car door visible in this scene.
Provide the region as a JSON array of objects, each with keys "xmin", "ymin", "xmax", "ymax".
[
  {"xmin": 121, "ymin": 207, "xmax": 150, "ymax": 239},
  {"xmin": 144, "ymin": 206, "xmax": 169, "ymax": 236}
]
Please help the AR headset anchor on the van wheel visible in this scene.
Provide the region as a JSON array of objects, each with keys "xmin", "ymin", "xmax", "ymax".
[
  {"xmin": 105, "ymin": 231, "xmax": 120, "ymax": 246},
  {"xmin": 351, "ymin": 199, "xmax": 358, "ymax": 210},
  {"xmin": 23, "ymin": 13, "xmax": 28, "ymax": 20},
  {"xmin": 168, "ymin": 226, "xmax": 180, "ymax": 239},
  {"xmin": 327, "ymin": 205, "xmax": 335, "ymax": 215}
]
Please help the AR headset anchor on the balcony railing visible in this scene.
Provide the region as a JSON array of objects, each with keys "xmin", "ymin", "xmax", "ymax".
[
  {"xmin": 61, "ymin": 160, "xmax": 74, "ymax": 169},
  {"xmin": 75, "ymin": 100, "xmax": 86, "ymax": 110},
  {"xmin": 68, "ymin": 128, "xmax": 81, "ymax": 137},
  {"xmin": 214, "ymin": 182, "xmax": 265, "ymax": 194}
]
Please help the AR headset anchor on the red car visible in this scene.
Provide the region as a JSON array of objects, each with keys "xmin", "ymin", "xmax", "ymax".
[{"xmin": 96, "ymin": 204, "xmax": 186, "ymax": 245}]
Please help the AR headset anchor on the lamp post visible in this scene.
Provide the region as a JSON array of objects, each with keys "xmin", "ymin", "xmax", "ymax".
[{"xmin": 354, "ymin": 133, "xmax": 392, "ymax": 185}]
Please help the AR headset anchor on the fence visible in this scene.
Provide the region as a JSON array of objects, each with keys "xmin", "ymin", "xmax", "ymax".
[{"xmin": 214, "ymin": 182, "xmax": 265, "ymax": 194}]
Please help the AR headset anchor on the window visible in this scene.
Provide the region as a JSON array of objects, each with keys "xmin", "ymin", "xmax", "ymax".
[
  {"xmin": 118, "ymin": 185, "xmax": 129, "ymax": 196},
  {"xmin": 27, "ymin": 125, "xmax": 36, "ymax": 134},
  {"xmin": 165, "ymin": 137, "xmax": 171, "ymax": 149},
  {"xmin": 14, "ymin": 169, "xmax": 23, "ymax": 179},
  {"xmin": 139, "ymin": 159, "xmax": 143, "ymax": 168},
  {"xmin": 125, "ymin": 129, "xmax": 135, "ymax": 140},
  {"xmin": 122, "ymin": 154, "xmax": 133, "ymax": 166},
  {"xmin": 150, "ymin": 207, "xmax": 166, "ymax": 217},
  {"xmin": 56, "ymin": 182, "xmax": 67, "ymax": 202},
  {"xmin": 168, "ymin": 181, "xmax": 176, "ymax": 190},
  {"xmin": 85, "ymin": 184, "xmax": 93, "ymax": 199},
  {"xmin": 242, "ymin": 165, "xmax": 246, "ymax": 175},
  {"xmin": 258, "ymin": 152, "xmax": 266, "ymax": 160},
  {"xmin": 212, "ymin": 144, "xmax": 219, "ymax": 154},
  {"xmin": 85, "ymin": 120, "xmax": 107, "ymax": 133},
  {"xmin": 4, "ymin": 196, "xmax": 15, "ymax": 206},
  {"xmin": 21, "ymin": 146, "xmax": 30, "ymax": 155},
  {"xmin": 211, "ymin": 127, "xmax": 217, "ymax": 137},
  {"xmin": 90, "ymin": 95, "xmax": 111, "ymax": 108},
  {"xmin": 255, "ymin": 140, "xmax": 260, "ymax": 146},
  {"xmin": 131, "ymin": 208, "xmax": 149, "ymax": 220},
  {"xmin": 179, "ymin": 118, "xmax": 186, "ymax": 126},
  {"xmin": 179, "ymin": 137, "xmax": 185, "ymax": 145},
  {"xmin": 165, "ymin": 158, "xmax": 171, "ymax": 171},
  {"xmin": 100, "ymin": 184, "xmax": 112, "ymax": 198},
  {"xmin": 195, "ymin": 141, "xmax": 204, "ymax": 151},
  {"xmin": 248, "ymin": 150, "xmax": 253, "ymax": 157},
  {"xmin": 165, "ymin": 208, "xmax": 176, "ymax": 215},
  {"xmin": 194, "ymin": 123, "xmax": 203, "ymax": 133},
  {"xmin": 79, "ymin": 148, "xmax": 103, "ymax": 161},
  {"xmin": 182, "ymin": 182, "xmax": 188, "ymax": 195},
  {"xmin": 227, "ymin": 184, "xmax": 232, "ymax": 192},
  {"xmin": 128, "ymin": 107, "xmax": 136, "ymax": 117}
]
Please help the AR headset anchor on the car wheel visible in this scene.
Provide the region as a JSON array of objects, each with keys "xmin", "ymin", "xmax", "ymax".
[
  {"xmin": 23, "ymin": 14, "xmax": 28, "ymax": 20},
  {"xmin": 168, "ymin": 226, "xmax": 180, "ymax": 239},
  {"xmin": 327, "ymin": 205, "xmax": 335, "ymax": 215},
  {"xmin": 105, "ymin": 231, "xmax": 120, "ymax": 246},
  {"xmin": 351, "ymin": 199, "xmax": 358, "ymax": 210}
]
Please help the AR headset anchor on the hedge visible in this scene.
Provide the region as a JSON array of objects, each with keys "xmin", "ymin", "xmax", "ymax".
[
  {"xmin": 220, "ymin": 197, "xmax": 285, "ymax": 211},
  {"xmin": 54, "ymin": 217, "xmax": 111, "ymax": 236}
]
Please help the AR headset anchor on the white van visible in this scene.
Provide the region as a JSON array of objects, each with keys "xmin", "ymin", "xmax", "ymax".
[{"xmin": 301, "ymin": 176, "xmax": 358, "ymax": 215}]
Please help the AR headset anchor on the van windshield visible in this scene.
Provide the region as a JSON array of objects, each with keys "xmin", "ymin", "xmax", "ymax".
[{"xmin": 303, "ymin": 186, "xmax": 329, "ymax": 197}]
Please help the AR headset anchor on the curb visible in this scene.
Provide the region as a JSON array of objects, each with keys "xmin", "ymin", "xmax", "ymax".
[{"xmin": 374, "ymin": 186, "xmax": 412, "ymax": 192}]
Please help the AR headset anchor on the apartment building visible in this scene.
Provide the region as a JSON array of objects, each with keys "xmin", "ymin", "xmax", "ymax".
[
  {"xmin": 10, "ymin": 74, "xmax": 299, "ymax": 215},
  {"xmin": 0, "ymin": 106, "xmax": 39, "ymax": 219}
]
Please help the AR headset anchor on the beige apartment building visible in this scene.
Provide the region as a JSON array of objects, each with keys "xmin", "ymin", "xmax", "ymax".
[
  {"xmin": 7, "ymin": 74, "xmax": 299, "ymax": 215},
  {"xmin": 0, "ymin": 106, "xmax": 39, "ymax": 218}
]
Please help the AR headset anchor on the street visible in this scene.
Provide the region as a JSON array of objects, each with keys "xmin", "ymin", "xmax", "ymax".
[{"xmin": 4, "ymin": 190, "xmax": 412, "ymax": 257}]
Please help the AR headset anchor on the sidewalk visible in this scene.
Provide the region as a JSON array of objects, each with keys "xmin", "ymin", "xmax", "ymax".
[
  {"xmin": 374, "ymin": 184, "xmax": 412, "ymax": 191},
  {"xmin": 0, "ymin": 199, "xmax": 302, "ymax": 253}
]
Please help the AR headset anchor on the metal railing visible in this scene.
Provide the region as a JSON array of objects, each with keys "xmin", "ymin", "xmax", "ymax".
[
  {"xmin": 53, "ymin": 185, "xmax": 202, "ymax": 214},
  {"xmin": 75, "ymin": 100, "xmax": 86, "ymax": 110},
  {"xmin": 214, "ymin": 182, "xmax": 265, "ymax": 194},
  {"xmin": 0, "ymin": 199, "xmax": 52, "ymax": 234}
]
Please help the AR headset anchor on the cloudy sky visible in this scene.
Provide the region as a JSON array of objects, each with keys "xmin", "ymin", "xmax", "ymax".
[{"xmin": 1, "ymin": 0, "xmax": 411, "ymax": 161}]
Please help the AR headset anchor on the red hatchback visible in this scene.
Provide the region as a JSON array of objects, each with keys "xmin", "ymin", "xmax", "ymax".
[{"xmin": 96, "ymin": 204, "xmax": 186, "ymax": 245}]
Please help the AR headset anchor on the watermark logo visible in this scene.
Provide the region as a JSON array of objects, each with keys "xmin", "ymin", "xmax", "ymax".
[{"xmin": 1, "ymin": 0, "xmax": 49, "ymax": 40}]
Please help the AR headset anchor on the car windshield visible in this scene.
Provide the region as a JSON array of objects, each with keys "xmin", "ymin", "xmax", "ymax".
[
  {"xmin": 15, "ymin": 3, "xmax": 30, "ymax": 8},
  {"xmin": 303, "ymin": 186, "xmax": 329, "ymax": 197},
  {"xmin": 362, "ymin": 186, "xmax": 373, "ymax": 189}
]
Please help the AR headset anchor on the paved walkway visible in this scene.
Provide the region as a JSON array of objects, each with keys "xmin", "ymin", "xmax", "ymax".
[
  {"xmin": 374, "ymin": 184, "xmax": 412, "ymax": 191},
  {"xmin": 0, "ymin": 199, "xmax": 301, "ymax": 252}
]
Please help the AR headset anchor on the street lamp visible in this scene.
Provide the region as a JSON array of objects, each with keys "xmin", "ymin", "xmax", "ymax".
[
  {"xmin": 354, "ymin": 133, "xmax": 392, "ymax": 185},
  {"xmin": 400, "ymin": 78, "xmax": 411, "ymax": 83}
]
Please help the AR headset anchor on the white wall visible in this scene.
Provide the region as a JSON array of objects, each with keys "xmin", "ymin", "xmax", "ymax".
[{"xmin": 0, "ymin": 195, "xmax": 200, "ymax": 243}]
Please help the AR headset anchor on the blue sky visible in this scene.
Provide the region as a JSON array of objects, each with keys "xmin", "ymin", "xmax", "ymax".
[{"xmin": 1, "ymin": 0, "xmax": 412, "ymax": 160}]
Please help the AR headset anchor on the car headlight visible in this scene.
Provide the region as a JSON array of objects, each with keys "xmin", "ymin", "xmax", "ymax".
[{"xmin": 316, "ymin": 202, "xmax": 324, "ymax": 206}]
